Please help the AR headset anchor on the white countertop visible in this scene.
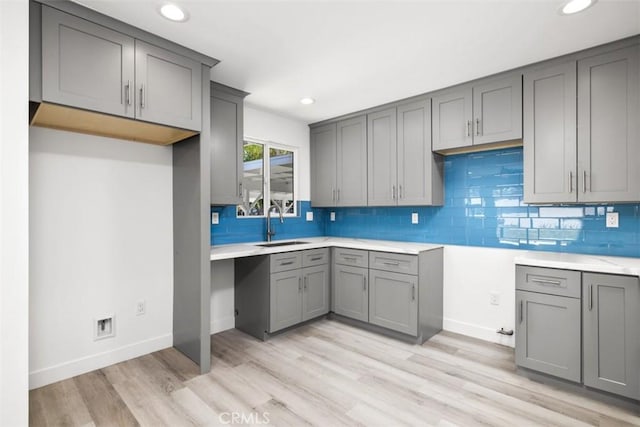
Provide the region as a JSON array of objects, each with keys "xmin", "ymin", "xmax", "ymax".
[
  {"xmin": 210, "ymin": 237, "xmax": 443, "ymax": 261},
  {"xmin": 515, "ymin": 251, "xmax": 640, "ymax": 277}
]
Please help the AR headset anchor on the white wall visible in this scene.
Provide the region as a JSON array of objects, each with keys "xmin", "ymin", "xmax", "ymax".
[
  {"xmin": 244, "ymin": 105, "xmax": 310, "ymax": 199},
  {"xmin": 0, "ymin": 0, "xmax": 30, "ymax": 423},
  {"xmin": 443, "ymin": 245, "xmax": 521, "ymax": 347},
  {"xmin": 29, "ymin": 127, "xmax": 174, "ymax": 388},
  {"xmin": 210, "ymin": 106, "xmax": 309, "ymax": 334}
]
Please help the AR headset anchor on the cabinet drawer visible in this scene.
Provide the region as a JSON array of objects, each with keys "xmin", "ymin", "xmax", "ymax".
[
  {"xmin": 270, "ymin": 252, "xmax": 302, "ymax": 273},
  {"xmin": 516, "ymin": 266, "xmax": 581, "ymax": 298},
  {"xmin": 333, "ymin": 248, "xmax": 368, "ymax": 267},
  {"xmin": 302, "ymin": 248, "xmax": 329, "ymax": 267},
  {"xmin": 369, "ymin": 251, "xmax": 418, "ymax": 275}
]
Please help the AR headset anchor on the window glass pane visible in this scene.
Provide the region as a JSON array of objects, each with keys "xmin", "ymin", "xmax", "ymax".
[
  {"xmin": 237, "ymin": 142, "xmax": 264, "ymax": 216},
  {"xmin": 269, "ymin": 148, "xmax": 294, "ymax": 215}
]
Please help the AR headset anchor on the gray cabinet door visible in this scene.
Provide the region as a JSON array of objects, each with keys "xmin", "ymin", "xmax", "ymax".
[
  {"xmin": 210, "ymin": 89, "xmax": 243, "ymax": 205},
  {"xmin": 336, "ymin": 116, "xmax": 368, "ymax": 206},
  {"xmin": 583, "ymin": 273, "xmax": 640, "ymax": 400},
  {"xmin": 577, "ymin": 46, "xmax": 640, "ymax": 202},
  {"xmin": 310, "ymin": 123, "xmax": 337, "ymax": 207},
  {"xmin": 135, "ymin": 40, "xmax": 202, "ymax": 131},
  {"xmin": 269, "ymin": 270, "xmax": 303, "ymax": 333},
  {"xmin": 523, "ymin": 62, "xmax": 577, "ymax": 204},
  {"xmin": 515, "ymin": 290, "xmax": 581, "ymax": 383},
  {"xmin": 333, "ymin": 264, "xmax": 368, "ymax": 322},
  {"xmin": 432, "ymin": 87, "xmax": 472, "ymax": 151},
  {"xmin": 367, "ymin": 108, "xmax": 397, "ymax": 206},
  {"xmin": 41, "ymin": 6, "xmax": 135, "ymax": 118},
  {"xmin": 397, "ymin": 99, "xmax": 438, "ymax": 206},
  {"xmin": 472, "ymin": 74, "xmax": 522, "ymax": 145},
  {"xmin": 302, "ymin": 264, "xmax": 330, "ymax": 321},
  {"xmin": 369, "ymin": 270, "xmax": 418, "ymax": 336}
]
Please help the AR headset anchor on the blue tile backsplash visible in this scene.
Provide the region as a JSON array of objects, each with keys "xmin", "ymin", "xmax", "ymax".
[{"xmin": 212, "ymin": 147, "xmax": 640, "ymax": 258}]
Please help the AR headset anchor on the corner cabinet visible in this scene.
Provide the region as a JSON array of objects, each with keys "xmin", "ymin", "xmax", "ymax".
[
  {"xmin": 210, "ymin": 83, "xmax": 248, "ymax": 205},
  {"xmin": 524, "ymin": 45, "xmax": 640, "ymax": 203},
  {"xmin": 432, "ymin": 73, "xmax": 522, "ymax": 152},
  {"xmin": 310, "ymin": 116, "xmax": 367, "ymax": 207},
  {"xmin": 367, "ymin": 100, "xmax": 443, "ymax": 207}
]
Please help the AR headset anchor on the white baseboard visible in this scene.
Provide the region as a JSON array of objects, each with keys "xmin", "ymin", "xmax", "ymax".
[
  {"xmin": 211, "ymin": 316, "xmax": 235, "ymax": 334},
  {"xmin": 443, "ymin": 318, "xmax": 514, "ymax": 348},
  {"xmin": 29, "ymin": 334, "xmax": 172, "ymax": 390}
]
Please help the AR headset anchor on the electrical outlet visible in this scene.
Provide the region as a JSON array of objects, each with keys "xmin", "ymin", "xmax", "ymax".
[
  {"xmin": 136, "ymin": 300, "xmax": 146, "ymax": 316},
  {"xmin": 411, "ymin": 213, "xmax": 419, "ymax": 224},
  {"xmin": 211, "ymin": 212, "xmax": 219, "ymax": 225},
  {"xmin": 489, "ymin": 292, "xmax": 500, "ymax": 306},
  {"xmin": 606, "ymin": 212, "xmax": 619, "ymax": 228},
  {"xmin": 330, "ymin": 212, "xmax": 336, "ymax": 222},
  {"xmin": 94, "ymin": 315, "xmax": 115, "ymax": 340},
  {"xmin": 306, "ymin": 211, "xmax": 313, "ymax": 221}
]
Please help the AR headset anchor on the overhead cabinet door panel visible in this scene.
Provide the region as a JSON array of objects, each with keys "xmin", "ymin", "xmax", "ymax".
[
  {"xmin": 432, "ymin": 88, "xmax": 472, "ymax": 151},
  {"xmin": 472, "ymin": 74, "xmax": 522, "ymax": 145},
  {"xmin": 577, "ymin": 46, "xmax": 640, "ymax": 202},
  {"xmin": 42, "ymin": 6, "xmax": 135, "ymax": 118},
  {"xmin": 310, "ymin": 123, "xmax": 337, "ymax": 207},
  {"xmin": 367, "ymin": 109, "xmax": 397, "ymax": 206},
  {"xmin": 135, "ymin": 40, "xmax": 202, "ymax": 131},
  {"xmin": 336, "ymin": 116, "xmax": 368, "ymax": 206}
]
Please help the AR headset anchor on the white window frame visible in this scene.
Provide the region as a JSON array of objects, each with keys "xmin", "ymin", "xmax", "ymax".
[{"xmin": 237, "ymin": 136, "xmax": 298, "ymax": 218}]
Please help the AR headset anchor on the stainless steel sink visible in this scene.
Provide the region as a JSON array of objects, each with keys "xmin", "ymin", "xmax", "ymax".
[{"xmin": 255, "ymin": 241, "xmax": 310, "ymax": 248}]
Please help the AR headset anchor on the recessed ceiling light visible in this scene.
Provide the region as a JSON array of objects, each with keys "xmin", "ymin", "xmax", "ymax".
[
  {"xmin": 300, "ymin": 97, "xmax": 315, "ymax": 105},
  {"xmin": 159, "ymin": 3, "xmax": 188, "ymax": 22},
  {"xmin": 560, "ymin": 0, "xmax": 596, "ymax": 15}
]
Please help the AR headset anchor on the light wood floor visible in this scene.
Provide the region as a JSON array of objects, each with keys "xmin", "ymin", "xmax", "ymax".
[{"xmin": 30, "ymin": 319, "xmax": 640, "ymax": 426}]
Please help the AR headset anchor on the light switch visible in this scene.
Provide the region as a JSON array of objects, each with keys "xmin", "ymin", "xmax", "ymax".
[
  {"xmin": 211, "ymin": 212, "xmax": 219, "ymax": 225},
  {"xmin": 330, "ymin": 212, "xmax": 336, "ymax": 222},
  {"xmin": 411, "ymin": 212, "xmax": 419, "ymax": 224},
  {"xmin": 306, "ymin": 211, "xmax": 313, "ymax": 221}
]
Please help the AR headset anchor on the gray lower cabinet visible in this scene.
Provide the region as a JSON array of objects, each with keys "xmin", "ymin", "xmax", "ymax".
[
  {"xmin": 369, "ymin": 269, "xmax": 418, "ymax": 336},
  {"xmin": 432, "ymin": 73, "xmax": 522, "ymax": 152},
  {"xmin": 270, "ymin": 270, "xmax": 303, "ymax": 333},
  {"xmin": 210, "ymin": 83, "xmax": 247, "ymax": 205},
  {"xmin": 302, "ymin": 264, "xmax": 330, "ymax": 321},
  {"xmin": 310, "ymin": 116, "xmax": 367, "ymax": 207},
  {"xmin": 583, "ymin": 273, "xmax": 640, "ymax": 400},
  {"xmin": 524, "ymin": 44, "xmax": 640, "ymax": 204},
  {"xmin": 333, "ymin": 263, "xmax": 369, "ymax": 322},
  {"xmin": 40, "ymin": 4, "xmax": 202, "ymax": 131}
]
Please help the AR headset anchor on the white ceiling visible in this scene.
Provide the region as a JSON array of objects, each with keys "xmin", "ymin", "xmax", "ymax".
[{"xmin": 75, "ymin": 0, "xmax": 640, "ymax": 124}]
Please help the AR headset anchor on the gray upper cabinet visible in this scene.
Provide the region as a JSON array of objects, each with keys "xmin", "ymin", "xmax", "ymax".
[
  {"xmin": 577, "ymin": 46, "xmax": 640, "ymax": 203},
  {"xmin": 311, "ymin": 116, "xmax": 367, "ymax": 207},
  {"xmin": 367, "ymin": 100, "xmax": 443, "ymax": 207},
  {"xmin": 336, "ymin": 116, "xmax": 368, "ymax": 206},
  {"xmin": 310, "ymin": 123, "xmax": 337, "ymax": 207},
  {"xmin": 525, "ymin": 45, "xmax": 640, "ymax": 204},
  {"xmin": 42, "ymin": 6, "xmax": 135, "ymax": 118},
  {"xmin": 40, "ymin": 5, "xmax": 202, "ymax": 132},
  {"xmin": 583, "ymin": 273, "xmax": 640, "ymax": 400},
  {"xmin": 367, "ymin": 108, "xmax": 398, "ymax": 206},
  {"xmin": 523, "ymin": 62, "xmax": 577, "ymax": 204},
  {"xmin": 135, "ymin": 40, "xmax": 202, "ymax": 131},
  {"xmin": 432, "ymin": 74, "xmax": 522, "ymax": 152},
  {"xmin": 210, "ymin": 84, "xmax": 247, "ymax": 205},
  {"xmin": 368, "ymin": 269, "xmax": 418, "ymax": 336}
]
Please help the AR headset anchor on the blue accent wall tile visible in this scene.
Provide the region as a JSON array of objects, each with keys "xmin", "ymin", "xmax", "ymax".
[{"xmin": 212, "ymin": 147, "xmax": 640, "ymax": 259}]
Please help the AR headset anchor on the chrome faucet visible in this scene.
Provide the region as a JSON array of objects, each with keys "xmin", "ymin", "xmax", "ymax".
[{"xmin": 266, "ymin": 205, "xmax": 284, "ymax": 242}]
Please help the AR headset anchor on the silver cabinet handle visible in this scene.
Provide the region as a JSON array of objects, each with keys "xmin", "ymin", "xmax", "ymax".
[
  {"xmin": 531, "ymin": 278, "xmax": 561, "ymax": 286},
  {"xmin": 475, "ymin": 118, "xmax": 481, "ymax": 136},
  {"xmin": 569, "ymin": 171, "xmax": 573, "ymax": 194},
  {"xmin": 298, "ymin": 277, "xmax": 302, "ymax": 292},
  {"xmin": 279, "ymin": 261, "xmax": 294, "ymax": 266},
  {"xmin": 583, "ymin": 171, "xmax": 587, "ymax": 193},
  {"xmin": 239, "ymin": 182, "xmax": 243, "ymax": 197},
  {"xmin": 399, "ymin": 185, "xmax": 403, "ymax": 199},
  {"xmin": 139, "ymin": 84, "xmax": 145, "ymax": 109},
  {"xmin": 520, "ymin": 300, "xmax": 523, "ymax": 323},
  {"xmin": 589, "ymin": 285, "xmax": 593, "ymax": 311},
  {"xmin": 466, "ymin": 120, "xmax": 471, "ymax": 137},
  {"xmin": 383, "ymin": 261, "xmax": 400, "ymax": 266},
  {"xmin": 124, "ymin": 80, "xmax": 131, "ymax": 106},
  {"xmin": 344, "ymin": 256, "xmax": 357, "ymax": 262},
  {"xmin": 332, "ymin": 188, "xmax": 336, "ymax": 202},
  {"xmin": 412, "ymin": 284, "xmax": 415, "ymax": 301},
  {"xmin": 337, "ymin": 189, "xmax": 340, "ymax": 202},
  {"xmin": 363, "ymin": 276, "xmax": 367, "ymax": 291},
  {"xmin": 309, "ymin": 256, "xmax": 322, "ymax": 261},
  {"xmin": 392, "ymin": 185, "xmax": 396, "ymax": 200},
  {"xmin": 304, "ymin": 276, "xmax": 308, "ymax": 290}
]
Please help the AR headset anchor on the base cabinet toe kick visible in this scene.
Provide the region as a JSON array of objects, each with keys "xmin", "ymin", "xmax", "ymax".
[
  {"xmin": 234, "ymin": 246, "xmax": 443, "ymax": 344},
  {"xmin": 515, "ymin": 265, "xmax": 640, "ymax": 402}
]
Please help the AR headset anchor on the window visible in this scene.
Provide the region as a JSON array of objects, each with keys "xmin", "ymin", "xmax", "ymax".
[{"xmin": 237, "ymin": 138, "xmax": 296, "ymax": 217}]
